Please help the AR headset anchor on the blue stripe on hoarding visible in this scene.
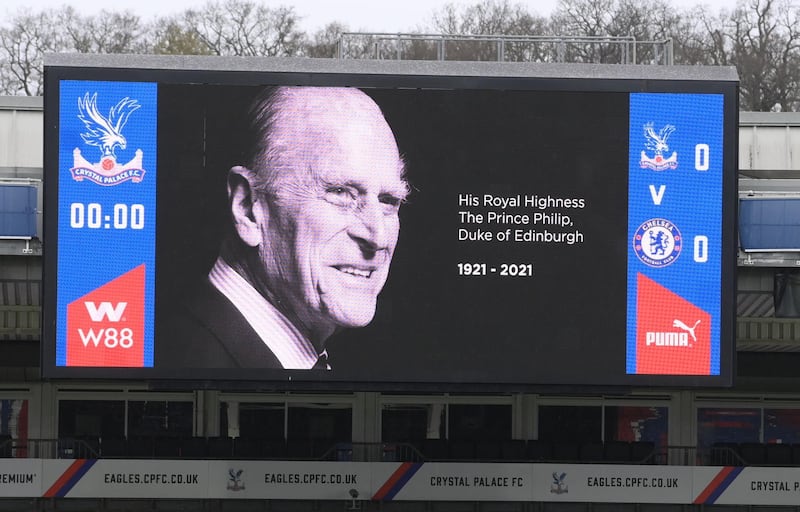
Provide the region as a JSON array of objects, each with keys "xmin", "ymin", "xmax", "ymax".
[
  {"xmin": 54, "ymin": 458, "xmax": 97, "ymax": 498},
  {"xmin": 704, "ymin": 466, "xmax": 744, "ymax": 505},
  {"xmin": 382, "ymin": 462, "xmax": 423, "ymax": 501}
]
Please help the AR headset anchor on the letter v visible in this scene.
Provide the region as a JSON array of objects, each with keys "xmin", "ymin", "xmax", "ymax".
[{"xmin": 649, "ymin": 185, "xmax": 666, "ymax": 205}]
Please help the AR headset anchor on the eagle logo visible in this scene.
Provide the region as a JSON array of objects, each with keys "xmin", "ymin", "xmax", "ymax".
[
  {"xmin": 550, "ymin": 472, "xmax": 568, "ymax": 494},
  {"xmin": 77, "ymin": 93, "xmax": 140, "ymax": 158},
  {"xmin": 640, "ymin": 122, "xmax": 678, "ymax": 171},
  {"xmin": 70, "ymin": 92, "xmax": 147, "ymax": 186},
  {"xmin": 227, "ymin": 468, "xmax": 245, "ymax": 491}
]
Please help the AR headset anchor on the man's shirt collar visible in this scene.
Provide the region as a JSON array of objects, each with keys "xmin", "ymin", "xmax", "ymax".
[{"xmin": 208, "ymin": 257, "xmax": 320, "ymax": 369}]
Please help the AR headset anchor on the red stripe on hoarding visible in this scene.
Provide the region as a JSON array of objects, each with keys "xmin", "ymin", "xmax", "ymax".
[
  {"xmin": 372, "ymin": 462, "xmax": 418, "ymax": 501},
  {"xmin": 43, "ymin": 459, "xmax": 87, "ymax": 498},
  {"xmin": 693, "ymin": 466, "xmax": 735, "ymax": 504}
]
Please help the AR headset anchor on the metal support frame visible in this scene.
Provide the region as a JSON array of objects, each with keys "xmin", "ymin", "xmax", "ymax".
[{"xmin": 337, "ymin": 32, "xmax": 673, "ymax": 65}]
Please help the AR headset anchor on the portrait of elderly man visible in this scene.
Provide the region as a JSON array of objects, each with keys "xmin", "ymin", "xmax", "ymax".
[{"xmin": 161, "ymin": 86, "xmax": 409, "ymax": 369}]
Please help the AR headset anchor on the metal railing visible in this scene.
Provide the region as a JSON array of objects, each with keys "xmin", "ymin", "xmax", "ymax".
[
  {"xmin": 0, "ymin": 438, "xmax": 787, "ymax": 467},
  {"xmin": 318, "ymin": 442, "xmax": 746, "ymax": 465},
  {"xmin": 0, "ymin": 437, "xmax": 99, "ymax": 459},
  {"xmin": 337, "ymin": 32, "xmax": 673, "ymax": 65},
  {"xmin": 318, "ymin": 442, "xmax": 424, "ymax": 462},
  {"xmin": 660, "ymin": 445, "xmax": 746, "ymax": 466}
]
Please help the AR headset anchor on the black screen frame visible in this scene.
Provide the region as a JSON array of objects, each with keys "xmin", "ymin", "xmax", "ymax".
[{"xmin": 41, "ymin": 57, "xmax": 738, "ymax": 391}]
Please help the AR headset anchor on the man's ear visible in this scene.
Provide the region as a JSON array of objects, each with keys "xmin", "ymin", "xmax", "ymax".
[{"xmin": 228, "ymin": 165, "xmax": 264, "ymax": 248}]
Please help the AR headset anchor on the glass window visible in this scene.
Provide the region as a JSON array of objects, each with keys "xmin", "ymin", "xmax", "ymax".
[
  {"xmin": 0, "ymin": 399, "xmax": 28, "ymax": 457},
  {"xmin": 697, "ymin": 407, "xmax": 760, "ymax": 451},
  {"xmin": 605, "ymin": 405, "xmax": 668, "ymax": 452},
  {"xmin": 287, "ymin": 403, "xmax": 351, "ymax": 441},
  {"xmin": 238, "ymin": 402, "xmax": 284, "ymax": 439},
  {"xmin": 448, "ymin": 404, "xmax": 511, "ymax": 441},
  {"xmin": 58, "ymin": 400, "xmax": 125, "ymax": 439},
  {"xmin": 127, "ymin": 401, "xmax": 193, "ymax": 437},
  {"xmin": 765, "ymin": 408, "xmax": 800, "ymax": 444},
  {"xmin": 0, "ymin": 399, "xmax": 27, "ymax": 438},
  {"xmin": 382, "ymin": 404, "xmax": 445, "ymax": 441},
  {"xmin": 539, "ymin": 405, "xmax": 601, "ymax": 442}
]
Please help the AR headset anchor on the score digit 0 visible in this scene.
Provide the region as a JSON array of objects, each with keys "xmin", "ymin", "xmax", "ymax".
[
  {"xmin": 694, "ymin": 235, "xmax": 709, "ymax": 263},
  {"xmin": 695, "ymin": 144, "xmax": 710, "ymax": 171}
]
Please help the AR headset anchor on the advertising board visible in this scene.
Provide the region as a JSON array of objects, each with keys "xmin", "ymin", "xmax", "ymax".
[{"xmin": 42, "ymin": 55, "xmax": 737, "ymax": 387}]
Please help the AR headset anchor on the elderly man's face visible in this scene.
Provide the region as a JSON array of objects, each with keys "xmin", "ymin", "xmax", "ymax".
[{"xmin": 253, "ymin": 89, "xmax": 406, "ymax": 339}]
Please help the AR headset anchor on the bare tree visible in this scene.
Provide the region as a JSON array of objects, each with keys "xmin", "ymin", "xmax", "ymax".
[
  {"xmin": 308, "ymin": 25, "xmax": 395, "ymax": 60},
  {"xmin": 685, "ymin": 0, "xmax": 800, "ymax": 110},
  {"xmin": 180, "ymin": 0, "xmax": 304, "ymax": 56},
  {"xmin": 430, "ymin": 0, "xmax": 544, "ymax": 34},
  {"xmin": 0, "ymin": 9, "xmax": 69, "ymax": 95},
  {"xmin": 419, "ymin": 0, "xmax": 548, "ymax": 61},
  {"xmin": 549, "ymin": 0, "xmax": 616, "ymax": 62},
  {"xmin": 305, "ymin": 22, "xmax": 348, "ymax": 58},
  {"xmin": 609, "ymin": 0, "xmax": 690, "ymax": 64},
  {"xmin": 728, "ymin": 0, "xmax": 800, "ymax": 111},
  {"xmin": 0, "ymin": 2, "xmax": 306, "ymax": 94},
  {"xmin": 63, "ymin": 8, "xmax": 148, "ymax": 54},
  {"xmin": 549, "ymin": 0, "xmax": 681, "ymax": 64},
  {"xmin": 0, "ymin": 7, "xmax": 149, "ymax": 95},
  {"xmin": 149, "ymin": 17, "xmax": 215, "ymax": 55},
  {"xmin": 670, "ymin": 5, "xmax": 729, "ymax": 65},
  {"xmin": 1, "ymin": 0, "xmax": 799, "ymax": 110}
]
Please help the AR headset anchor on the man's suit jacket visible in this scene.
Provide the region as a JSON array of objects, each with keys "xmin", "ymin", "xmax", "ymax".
[{"xmin": 158, "ymin": 279, "xmax": 283, "ymax": 368}]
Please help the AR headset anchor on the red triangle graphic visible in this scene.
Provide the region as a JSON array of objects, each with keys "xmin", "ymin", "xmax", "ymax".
[
  {"xmin": 636, "ymin": 273, "xmax": 711, "ymax": 375},
  {"xmin": 66, "ymin": 265, "xmax": 145, "ymax": 367}
]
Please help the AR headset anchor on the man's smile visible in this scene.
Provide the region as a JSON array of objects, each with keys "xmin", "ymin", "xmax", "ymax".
[{"xmin": 331, "ymin": 264, "xmax": 376, "ymax": 279}]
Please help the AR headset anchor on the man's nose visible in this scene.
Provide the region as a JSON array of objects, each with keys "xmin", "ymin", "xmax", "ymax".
[{"xmin": 349, "ymin": 200, "xmax": 391, "ymax": 254}]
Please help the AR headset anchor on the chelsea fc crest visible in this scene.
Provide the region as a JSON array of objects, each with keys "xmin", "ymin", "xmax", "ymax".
[{"xmin": 633, "ymin": 218, "xmax": 682, "ymax": 268}]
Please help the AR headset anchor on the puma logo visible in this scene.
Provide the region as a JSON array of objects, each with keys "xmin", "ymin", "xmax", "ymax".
[{"xmin": 673, "ymin": 319, "xmax": 701, "ymax": 342}]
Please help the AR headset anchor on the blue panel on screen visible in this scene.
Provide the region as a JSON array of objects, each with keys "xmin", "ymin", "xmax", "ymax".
[
  {"xmin": 626, "ymin": 93, "xmax": 724, "ymax": 376},
  {"xmin": 56, "ymin": 81, "xmax": 157, "ymax": 368}
]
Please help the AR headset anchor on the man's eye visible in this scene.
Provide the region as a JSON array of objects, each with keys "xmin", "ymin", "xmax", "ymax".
[
  {"xmin": 325, "ymin": 186, "xmax": 357, "ymax": 204},
  {"xmin": 380, "ymin": 194, "xmax": 404, "ymax": 207}
]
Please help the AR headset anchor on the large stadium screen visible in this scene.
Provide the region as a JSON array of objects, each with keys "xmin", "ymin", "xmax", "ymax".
[{"xmin": 42, "ymin": 56, "xmax": 738, "ymax": 387}]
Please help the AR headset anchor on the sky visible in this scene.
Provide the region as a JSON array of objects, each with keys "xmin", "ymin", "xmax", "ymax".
[{"xmin": 1, "ymin": 0, "xmax": 739, "ymax": 34}]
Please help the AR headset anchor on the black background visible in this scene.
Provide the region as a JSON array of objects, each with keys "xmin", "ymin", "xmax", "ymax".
[{"xmin": 155, "ymin": 85, "xmax": 631, "ymax": 385}]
